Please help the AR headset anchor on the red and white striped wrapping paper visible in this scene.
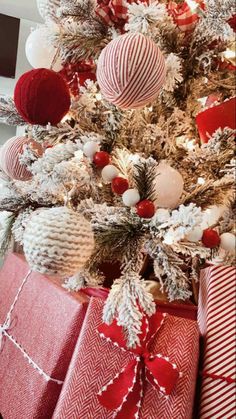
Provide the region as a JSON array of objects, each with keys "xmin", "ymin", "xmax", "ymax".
[
  {"xmin": 198, "ymin": 266, "xmax": 236, "ymax": 419},
  {"xmin": 53, "ymin": 298, "xmax": 199, "ymax": 419}
]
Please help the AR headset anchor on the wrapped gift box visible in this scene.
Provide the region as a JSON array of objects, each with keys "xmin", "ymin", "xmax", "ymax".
[
  {"xmin": 0, "ymin": 253, "xmax": 89, "ymax": 419},
  {"xmin": 198, "ymin": 265, "xmax": 236, "ymax": 419},
  {"xmin": 53, "ymin": 297, "xmax": 199, "ymax": 419}
]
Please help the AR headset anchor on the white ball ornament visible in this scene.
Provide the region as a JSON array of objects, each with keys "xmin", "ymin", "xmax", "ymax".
[
  {"xmin": 97, "ymin": 33, "xmax": 166, "ymax": 110},
  {"xmin": 25, "ymin": 27, "xmax": 62, "ymax": 71},
  {"xmin": 186, "ymin": 226, "xmax": 204, "ymax": 242},
  {"xmin": 220, "ymin": 233, "xmax": 236, "ymax": 254},
  {"xmin": 154, "ymin": 162, "xmax": 184, "ymax": 209},
  {"xmin": 23, "ymin": 207, "xmax": 94, "ymax": 277},
  {"xmin": 101, "ymin": 165, "xmax": 119, "ymax": 182},
  {"xmin": 122, "ymin": 189, "xmax": 140, "ymax": 207},
  {"xmin": 83, "ymin": 142, "xmax": 100, "ymax": 158}
]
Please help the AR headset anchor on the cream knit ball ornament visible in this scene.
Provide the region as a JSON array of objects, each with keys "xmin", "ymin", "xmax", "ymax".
[
  {"xmin": 97, "ymin": 33, "xmax": 166, "ymax": 110},
  {"xmin": 23, "ymin": 207, "xmax": 94, "ymax": 277}
]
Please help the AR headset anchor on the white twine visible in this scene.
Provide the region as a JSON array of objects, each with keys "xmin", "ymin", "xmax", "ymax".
[{"xmin": 0, "ymin": 270, "xmax": 63, "ymax": 385}]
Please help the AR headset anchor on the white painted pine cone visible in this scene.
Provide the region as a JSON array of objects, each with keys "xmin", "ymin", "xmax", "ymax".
[{"xmin": 23, "ymin": 206, "xmax": 94, "ymax": 277}]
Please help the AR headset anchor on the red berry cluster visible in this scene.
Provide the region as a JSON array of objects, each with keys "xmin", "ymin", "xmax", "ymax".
[{"xmin": 92, "ymin": 150, "xmax": 155, "ymax": 218}]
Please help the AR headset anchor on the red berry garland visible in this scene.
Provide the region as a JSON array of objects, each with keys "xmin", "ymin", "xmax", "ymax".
[
  {"xmin": 112, "ymin": 177, "xmax": 129, "ymax": 195},
  {"xmin": 83, "ymin": 144, "xmax": 155, "ymax": 218},
  {"xmin": 136, "ymin": 200, "xmax": 155, "ymax": 219},
  {"xmin": 93, "ymin": 151, "xmax": 110, "ymax": 167},
  {"xmin": 202, "ymin": 229, "xmax": 220, "ymax": 248}
]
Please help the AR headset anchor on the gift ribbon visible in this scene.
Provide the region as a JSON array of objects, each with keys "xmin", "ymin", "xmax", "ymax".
[
  {"xmin": 96, "ymin": 0, "xmax": 128, "ymax": 27},
  {"xmin": 200, "ymin": 371, "xmax": 236, "ymax": 385},
  {"xmin": 0, "ymin": 270, "xmax": 63, "ymax": 385},
  {"xmin": 97, "ymin": 311, "xmax": 181, "ymax": 418}
]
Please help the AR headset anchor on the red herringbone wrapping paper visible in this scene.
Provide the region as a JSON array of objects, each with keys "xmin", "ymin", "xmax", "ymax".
[
  {"xmin": 53, "ymin": 298, "xmax": 199, "ymax": 419},
  {"xmin": 198, "ymin": 266, "xmax": 236, "ymax": 419},
  {"xmin": 0, "ymin": 253, "xmax": 89, "ymax": 419}
]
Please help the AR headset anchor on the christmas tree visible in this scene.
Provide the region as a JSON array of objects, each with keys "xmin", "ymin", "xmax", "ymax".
[{"xmin": 0, "ymin": 0, "xmax": 235, "ymax": 347}]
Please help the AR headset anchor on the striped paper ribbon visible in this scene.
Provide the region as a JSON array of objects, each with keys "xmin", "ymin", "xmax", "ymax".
[{"xmin": 198, "ymin": 266, "xmax": 236, "ymax": 419}]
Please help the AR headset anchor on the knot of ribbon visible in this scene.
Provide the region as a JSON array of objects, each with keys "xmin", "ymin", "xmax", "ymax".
[
  {"xmin": 96, "ymin": 0, "xmax": 129, "ymax": 28},
  {"xmin": 97, "ymin": 311, "xmax": 181, "ymax": 418},
  {"xmin": 168, "ymin": 1, "xmax": 204, "ymax": 33},
  {"xmin": 0, "ymin": 318, "xmax": 11, "ymax": 349}
]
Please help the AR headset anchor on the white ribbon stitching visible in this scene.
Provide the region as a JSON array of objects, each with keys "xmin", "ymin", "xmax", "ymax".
[{"xmin": 0, "ymin": 270, "xmax": 63, "ymax": 385}]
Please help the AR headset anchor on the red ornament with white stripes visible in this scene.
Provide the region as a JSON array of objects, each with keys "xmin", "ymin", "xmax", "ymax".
[
  {"xmin": 198, "ymin": 266, "xmax": 236, "ymax": 419},
  {"xmin": 0, "ymin": 136, "xmax": 42, "ymax": 181},
  {"xmin": 97, "ymin": 33, "xmax": 166, "ymax": 109}
]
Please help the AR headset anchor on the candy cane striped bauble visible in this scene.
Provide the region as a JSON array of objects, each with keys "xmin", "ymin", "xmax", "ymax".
[
  {"xmin": 97, "ymin": 33, "xmax": 166, "ymax": 110},
  {"xmin": 36, "ymin": 0, "xmax": 60, "ymax": 21},
  {"xmin": 23, "ymin": 207, "xmax": 95, "ymax": 277},
  {"xmin": 0, "ymin": 136, "xmax": 41, "ymax": 181}
]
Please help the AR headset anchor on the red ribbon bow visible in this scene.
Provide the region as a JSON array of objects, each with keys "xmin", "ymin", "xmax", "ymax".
[
  {"xmin": 97, "ymin": 311, "xmax": 180, "ymax": 418},
  {"xmin": 96, "ymin": 0, "xmax": 128, "ymax": 28},
  {"xmin": 168, "ymin": 1, "xmax": 204, "ymax": 33}
]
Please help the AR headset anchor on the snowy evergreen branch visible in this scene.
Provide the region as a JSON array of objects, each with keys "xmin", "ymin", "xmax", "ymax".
[{"xmin": 103, "ymin": 270, "xmax": 155, "ymax": 347}]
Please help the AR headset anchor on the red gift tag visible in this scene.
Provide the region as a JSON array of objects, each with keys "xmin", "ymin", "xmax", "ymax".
[{"xmin": 196, "ymin": 97, "xmax": 236, "ymax": 143}]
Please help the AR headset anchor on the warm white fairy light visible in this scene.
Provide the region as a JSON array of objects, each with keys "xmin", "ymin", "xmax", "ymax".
[{"xmin": 197, "ymin": 177, "xmax": 205, "ymax": 185}]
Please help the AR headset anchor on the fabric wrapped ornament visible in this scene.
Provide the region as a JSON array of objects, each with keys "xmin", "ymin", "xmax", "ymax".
[
  {"xmin": 97, "ymin": 33, "xmax": 166, "ymax": 109},
  {"xmin": 23, "ymin": 207, "xmax": 94, "ymax": 277},
  {"xmin": 0, "ymin": 136, "xmax": 41, "ymax": 181},
  {"xmin": 196, "ymin": 97, "xmax": 236, "ymax": 143},
  {"xmin": 36, "ymin": 0, "xmax": 60, "ymax": 21},
  {"xmin": 14, "ymin": 68, "xmax": 71, "ymax": 126},
  {"xmin": 168, "ymin": 1, "xmax": 204, "ymax": 33}
]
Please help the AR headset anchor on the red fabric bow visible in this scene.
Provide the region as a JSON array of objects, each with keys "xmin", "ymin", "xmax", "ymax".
[
  {"xmin": 59, "ymin": 61, "xmax": 96, "ymax": 97},
  {"xmin": 97, "ymin": 311, "xmax": 180, "ymax": 418},
  {"xmin": 168, "ymin": 1, "xmax": 204, "ymax": 33},
  {"xmin": 96, "ymin": 0, "xmax": 147, "ymax": 29}
]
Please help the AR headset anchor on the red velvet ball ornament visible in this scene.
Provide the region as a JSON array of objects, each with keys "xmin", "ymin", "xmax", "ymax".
[
  {"xmin": 136, "ymin": 199, "xmax": 155, "ymax": 218},
  {"xmin": 112, "ymin": 177, "xmax": 129, "ymax": 195},
  {"xmin": 202, "ymin": 229, "xmax": 220, "ymax": 248},
  {"xmin": 14, "ymin": 68, "xmax": 71, "ymax": 126},
  {"xmin": 93, "ymin": 151, "xmax": 110, "ymax": 167}
]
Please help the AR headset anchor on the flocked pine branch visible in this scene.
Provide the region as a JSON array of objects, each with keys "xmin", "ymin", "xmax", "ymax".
[
  {"xmin": 0, "ymin": 96, "xmax": 25, "ymax": 126},
  {"xmin": 132, "ymin": 157, "xmax": 157, "ymax": 201},
  {"xmin": 103, "ymin": 269, "xmax": 155, "ymax": 347}
]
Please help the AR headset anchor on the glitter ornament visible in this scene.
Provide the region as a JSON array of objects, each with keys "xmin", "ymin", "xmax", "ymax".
[
  {"xmin": 154, "ymin": 163, "xmax": 184, "ymax": 209},
  {"xmin": 23, "ymin": 207, "xmax": 94, "ymax": 277}
]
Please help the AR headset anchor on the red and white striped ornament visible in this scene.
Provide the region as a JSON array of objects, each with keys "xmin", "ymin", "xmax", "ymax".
[
  {"xmin": 97, "ymin": 33, "xmax": 166, "ymax": 110},
  {"xmin": 198, "ymin": 266, "xmax": 236, "ymax": 418},
  {"xmin": 0, "ymin": 136, "xmax": 41, "ymax": 181}
]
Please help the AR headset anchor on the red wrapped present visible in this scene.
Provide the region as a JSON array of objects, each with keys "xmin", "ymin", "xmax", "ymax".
[
  {"xmin": 0, "ymin": 253, "xmax": 89, "ymax": 419},
  {"xmin": 53, "ymin": 297, "xmax": 199, "ymax": 419},
  {"xmin": 198, "ymin": 266, "xmax": 236, "ymax": 418},
  {"xmin": 196, "ymin": 97, "xmax": 236, "ymax": 143}
]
